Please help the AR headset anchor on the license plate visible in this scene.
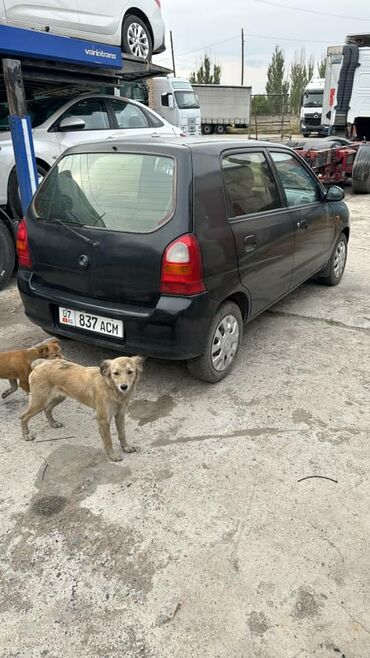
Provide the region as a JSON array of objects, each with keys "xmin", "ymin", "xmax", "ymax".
[{"xmin": 59, "ymin": 307, "xmax": 124, "ymax": 338}]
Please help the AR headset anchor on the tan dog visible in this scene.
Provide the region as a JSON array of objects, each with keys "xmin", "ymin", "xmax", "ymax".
[
  {"xmin": 0, "ymin": 338, "xmax": 62, "ymax": 399},
  {"xmin": 20, "ymin": 356, "xmax": 143, "ymax": 462}
]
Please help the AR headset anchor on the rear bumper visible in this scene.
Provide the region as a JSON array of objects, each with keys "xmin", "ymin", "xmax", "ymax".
[{"xmin": 18, "ymin": 271, "xmax": 214, "ymax": 360}]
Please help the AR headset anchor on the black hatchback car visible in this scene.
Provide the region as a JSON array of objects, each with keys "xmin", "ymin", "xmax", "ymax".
[{"xmin": 17, "ymin": 138, "xmax": 349, "ymax": 382}]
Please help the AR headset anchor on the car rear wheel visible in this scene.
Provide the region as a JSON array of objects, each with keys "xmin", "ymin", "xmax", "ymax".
[
  {"xmin": 0, "ymin": 219, "xmax": 15, "ymax": 291},
  {"xmin": 8, "ymin": 164, "xmax": 48, "ymax": 219},
  {"xmin": 122, "ymin": 15, "xmax": 152, "ymax": 59},
  {"xmin": 187, "ymin": 301, "xmax": 243, "ymax": 383},
  {"xmin": 317, "ymin": 233, "xmax": 348, "ymax": 286}
]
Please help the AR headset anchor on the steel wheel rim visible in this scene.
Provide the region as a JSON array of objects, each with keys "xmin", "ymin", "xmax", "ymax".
[
  {"xmin": 333, "ymin": 240, "xmax": 346, "ymax": 278},
  {"xmin": 127, "ymin": 22, "xmax": 150, "ymax": 58},
  {"xmin": 211, "ymin": 314, "xmax": 240, "ymax": 372}
]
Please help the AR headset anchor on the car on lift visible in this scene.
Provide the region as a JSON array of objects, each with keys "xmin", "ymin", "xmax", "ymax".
[
  {"xmin": 0, "ymin": 93, "xmax": 182, "ymax": 218},
  {"xmin": 0, "ymin": 1, "xmax": 165, "ymax": 59},
  {"xmin": 17, "ymin": 138, "xmax": 350, "ymax": 383}
]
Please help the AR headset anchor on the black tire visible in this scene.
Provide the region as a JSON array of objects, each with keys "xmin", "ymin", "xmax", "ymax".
[
  {"xmin": 317, "ymin": 233, "xmax": 348, "ymax": 286},
  {"xmin": 0, "ymin": 219, "xmax": 16, "ymax": 291},
  {"xmin": 8, "ymin": 164, "xmax": 48, "ymax": 218},
  {"xmin": 187, "ymin": 301, "xmax": 243, "ymax": 383},
  {"xmin": 202, "ymin": 124, "xmax": 214, "ymax": 135},
  {"xmin": 121, "ymin": 15, "xmax": 152, "ymax": 59},
  {"xmin": 352, "ymin": 144, "xmax": 370, "ymax": 194},
  {"xmin": 215, "ymin": 124, "xmax": 226, "ymax": 135}
]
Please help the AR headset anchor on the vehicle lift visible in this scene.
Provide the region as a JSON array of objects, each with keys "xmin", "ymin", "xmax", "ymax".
[{"xmin": 0, "ymin": 23, "xmax": 171, "ymax": 288}]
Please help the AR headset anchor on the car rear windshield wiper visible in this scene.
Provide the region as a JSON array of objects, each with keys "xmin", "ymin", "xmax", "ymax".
[{"xmin": 53, "ymin": 218, "xmax": 100, "ymax": 248}]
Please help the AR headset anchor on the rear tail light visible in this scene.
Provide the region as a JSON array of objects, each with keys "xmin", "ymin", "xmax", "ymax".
[
  {"xmin": 154, "ymin": 0, "xmax": 161, "ymax": 7},
  {"xmin": 160, "ymin": 234, "xmax": 206, "ymax": 296},
  {"xmin": 16, "ymin": 218, "xmax": 32, "ymax": 268}
]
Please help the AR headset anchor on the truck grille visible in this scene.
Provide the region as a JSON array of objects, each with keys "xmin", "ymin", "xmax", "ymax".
[{"xmin": 304, "ymin": 115, "xmax": 322, "ymax": 127}]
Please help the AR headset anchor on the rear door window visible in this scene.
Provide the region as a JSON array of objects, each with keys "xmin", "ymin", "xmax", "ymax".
[
  {"xmin": 110, "ymin": 99, "xmax": 151, "ymax": 129},
  {"xmin": 270, "ymin": 151, "xmax": 320, "ymax": 206},
  {"xmin": 222, "ymin": 152, "xmax": 281, "ymax": 217},
  {"xmin": 34, "ymin": 152, "xmax": 176, "ymax": 233}
]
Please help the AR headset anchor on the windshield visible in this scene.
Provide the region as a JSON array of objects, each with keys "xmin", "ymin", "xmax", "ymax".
[
  {"xmin": 174, "ymin": 91, "xmax": 200, "ymax": 110},
  {"xmin": 34, "ymin": 152, "xmax": 176, "ymax": 234},
  {"xmin": 303, "ymin": 91, "xmax": 324, "ymax": 108},
  {"xmin": 0, "ymin": 96, "xmax": 71, "ymax": 131}
]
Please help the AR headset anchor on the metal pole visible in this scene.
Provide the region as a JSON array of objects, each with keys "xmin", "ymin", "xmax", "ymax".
[
  {"xmin": 241, "ymin": 28, "xmax": 245, "ymax": 86},
  {"xmin": 2, "ymin": 58, "xmax": 38, "ymax": 215},
  {"xmin": 170, "ymin": 30, "xmax": 176, "ymax": 77}
]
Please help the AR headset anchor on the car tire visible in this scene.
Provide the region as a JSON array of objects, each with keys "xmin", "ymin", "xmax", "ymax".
[
  {"xmin": 352, "ymin": 143, "xmax": 370, "ymax": 194},
  {"xmin": 8, "ymin": 164, "xmax": 48, "ymax": 219},
  {"xmin": 187, "ymin": 301, "xmax": 243, "ymax": 383},
  {"xmin": 317, "ymin": 233, "xmax": 348, "ymax": 286},
  {"xmin": 202, "ymin": 124, "xmax": 214, "ymax": 135},
  {"xmin": 122, "ymin": 15, "xmax": 153, "ymax": 60},
  {"xmin": 0, "ymin": 219, "xmax": 16, "ymax": 291}
]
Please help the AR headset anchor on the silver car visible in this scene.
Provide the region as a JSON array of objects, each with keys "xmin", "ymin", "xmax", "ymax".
[{"xmin": 0, "ymin": 0, "xmax": 165, "ymax": 59}]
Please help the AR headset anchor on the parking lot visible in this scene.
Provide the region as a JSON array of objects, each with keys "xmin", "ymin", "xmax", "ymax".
[{"xmin": 0, "ymin": 188, "xmax": 369, "ymax": 658}]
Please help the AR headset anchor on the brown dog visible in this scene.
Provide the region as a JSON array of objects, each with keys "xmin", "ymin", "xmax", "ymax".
[
  {"xmin": 0, "ymin": 338, "xmax": 62, "ymax": 399},
  {"xmin": 20, "ymin": 356, "xmax": 143, "ymax": 462}
]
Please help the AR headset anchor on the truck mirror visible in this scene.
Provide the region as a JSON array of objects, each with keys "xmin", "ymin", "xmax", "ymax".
[
  {"xmin": 168, "ymin": 94, "xmax": 174, "ymax": 109},
  {"xmin": 161, "ymin": 93, "xmax": 169, "ymax": 107}
]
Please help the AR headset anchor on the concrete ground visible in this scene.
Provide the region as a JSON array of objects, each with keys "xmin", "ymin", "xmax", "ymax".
[{"xmin": 0, "ymin": 191, "xmax": 369, "ymax": 658}]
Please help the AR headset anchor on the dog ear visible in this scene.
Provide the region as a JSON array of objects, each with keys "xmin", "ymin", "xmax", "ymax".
[
  {"xmin": 37, "ymin": 344, "xmax": 50, "ymax": 357},
  {"xmin": 100, "ymin": 360, "xmax": 112, "ymax": 377},
  {"xmin": 132, "ymin": 356, "xmax": 144, "ymax": 372}
]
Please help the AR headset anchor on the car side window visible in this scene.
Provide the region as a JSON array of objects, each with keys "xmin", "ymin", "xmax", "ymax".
[
  {"xmin": 271, "ymin": 152, "xmax": 320, "ymax": 206},
  {"xmin": 222, "ymin": 152, "xmax": 281, "ymax": 218},
  {"xmin": 111, "ymin": 99, "xmax": 150, "ymax": 129},
  {"xmin": 58, "ymin": 99, "xmax": 110, "ymax": 130}
]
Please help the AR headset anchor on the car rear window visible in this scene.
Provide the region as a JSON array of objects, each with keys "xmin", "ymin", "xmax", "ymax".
[{"xmin": 33, "ymin": 152, "xmax": 176, "ymax": 233}]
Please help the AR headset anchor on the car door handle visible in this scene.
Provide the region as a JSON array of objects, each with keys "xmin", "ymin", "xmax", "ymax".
[
  {"xmin": 243, "ymin": 234, "xmax": 257, "ymax": 253},
  {"xmin": 297, "ymin": 219, "xmax": 308, "ymax": 230}
]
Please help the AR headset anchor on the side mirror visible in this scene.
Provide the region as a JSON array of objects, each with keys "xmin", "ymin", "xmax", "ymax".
[
  {"xmin": 58, "ymin": 117, "xmax": 86, "ymax": 132},
  {"xmin": 325, "ymin": 185, "xmax": 345, "ymax": 202},
  {"xmin": 161, "ymin": 92, "xmax": 174, "ymax": 109}
]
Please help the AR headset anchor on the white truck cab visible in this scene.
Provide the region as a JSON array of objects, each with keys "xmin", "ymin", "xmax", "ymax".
[
  {"xmin": 322, "ymin": 35, "xmax": 370, "ymax": 140},
  {"xmin": 300, "ymin": 78, "xmax": 327, "ymax": 137},
  {"xmin": 151, "ymin": 77, "xmax": 201, "ymax": 137}
]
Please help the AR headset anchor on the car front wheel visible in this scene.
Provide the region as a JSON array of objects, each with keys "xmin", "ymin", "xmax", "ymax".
[
  {"xmin": 317, "ymin": 233, "xmax": 348, "ymax": 286},
  {"xmin": 122, "ymin": 15, "xmax": 152, "ymax": 59},
  {"xmin": 187, "ymin": 301, "xmax": 243, "ymax": 383}
]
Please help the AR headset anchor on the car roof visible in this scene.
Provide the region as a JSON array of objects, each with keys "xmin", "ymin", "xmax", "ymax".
[{"xmin": 64, "ymin": 137, "xmax": 290, "ymax": 157}]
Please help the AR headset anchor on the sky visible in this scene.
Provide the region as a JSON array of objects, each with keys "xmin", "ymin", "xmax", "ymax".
[{"xmin": 153, "ymin": 0, "xmax": 370, "ymax": 92}]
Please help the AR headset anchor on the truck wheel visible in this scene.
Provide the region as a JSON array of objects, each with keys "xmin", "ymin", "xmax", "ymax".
[
  {"xmin": 202, "ymin": 124, "xmax": 214, "ymax": 135},
  {"xmin": 122, "ymin": 15, "xmax": 152, "ymax": 59},
  {"xmin": 215, "ymin": 124, "xmax": 226, "ymax": 135},
  {"xmin": 187, "ymin": 301, "xmax": 243, "ymax": 383},
  {"xmin": 0, "ymin": 220, "xmax": 16, "ymax": 291},
  {"xmin": 352, "ymin": 144, "xmax": 370, "ymax": 194},
  {"xmin": 8, "ymin": 164, "xmax": 48, "ymax": 218}
]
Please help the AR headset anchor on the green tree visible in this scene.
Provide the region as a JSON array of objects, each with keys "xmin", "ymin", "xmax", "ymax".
[
  {"xmin": 189, "ymin": 54, "xmax": 222, "ymax": 84},
  {"xmin": 289, "ymin": 50, "xmax": 310, "ymax": 114},
  {"xmin": 265, "ymin": 45, "xmax": 289, "ymax": 113},
  {"xmin": 252, "ymin": 95, "xmax": 271, "ymax": 115},
  {"xmin": 317, "ymin": 54, "xmax": 327, "ymax": 77}
]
